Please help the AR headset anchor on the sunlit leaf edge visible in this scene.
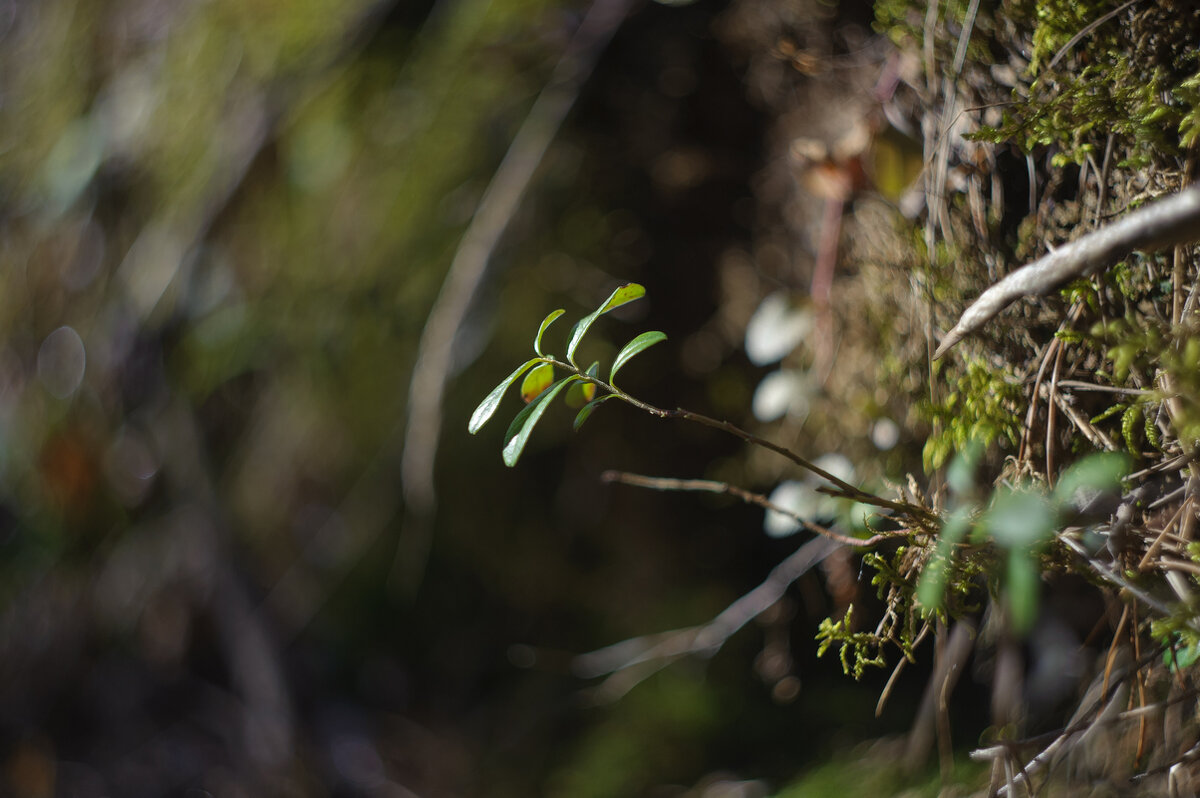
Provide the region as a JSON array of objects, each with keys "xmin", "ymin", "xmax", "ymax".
[
  {"xmin": 502, "ymin": 377, "xmax": 577, "ymax": 466},
  {"xmin": 469, "ymin": 358, "xmax": 542, "ymax": 434},
  {"xmin": 610, "ymin": 330, "xmax": 666, "ymax": 383},
  {"xmin": 566, "ymin": 283, "xmax": 646, "ymax": 365},
  {"xmin": 534, "ymin": 309, "xmax": 565, "ymax": 356}
]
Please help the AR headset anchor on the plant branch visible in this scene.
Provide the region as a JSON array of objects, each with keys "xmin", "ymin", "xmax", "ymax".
[
  {"xmin": 601, "ymin": 471, "xmax": 891, "ymax": 547},
  {"xmin": 544, "ymin": 358, "xmax": 934, "ymax": 522},
  {"xmin": 935, "ymin": 185, "xmax": 1200, "ymax": 358},
  {"xmin": 571, "ymin": 534, "xmax": 843, "ymax": 701}
]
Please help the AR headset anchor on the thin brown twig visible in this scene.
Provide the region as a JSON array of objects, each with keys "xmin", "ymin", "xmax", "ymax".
[
  {"xmin": 1046, "ymin": 332, "xmax": 1067, "ymax": 484},
  {"xmin": 545, "ymin": 358, "xmax": 935, "ymax": 523},
  {"xmin": 601, "ymin": 471, "xmax": 890, "ymax": 548},
  {"xmin": 1059, "ymin": 533, "xmax": 1176, "ymax": 619}
]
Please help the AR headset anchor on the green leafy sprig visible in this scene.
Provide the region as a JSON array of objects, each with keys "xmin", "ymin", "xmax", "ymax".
[
  {"xmin": 470, "ymin": 284, "xmax": 933, "ymax": 522},
  {"xmin": 469, "ymin": 283, "xmax": 668, "ymax": 466}
]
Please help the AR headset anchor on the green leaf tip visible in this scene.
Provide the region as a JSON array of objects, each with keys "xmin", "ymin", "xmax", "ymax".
[
  {"xmin": 566, "ymin": 283, "xmax": 647, "ymax": 366},
  {"xmin": 534, "ymin": 309, "xmax": 565, "ymax": 356},
  {"xmin": 469, "ymin": 358, "xmax": 541, "ymax": 434},
  {"xmin": 502, "ymin": 376, "xmax": 577, "ymax": 467},
  {"xmin": 610, "ymin": 330, "xmax": 666, "ymax": 383}
]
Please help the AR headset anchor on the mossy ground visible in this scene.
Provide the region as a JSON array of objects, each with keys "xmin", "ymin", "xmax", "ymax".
[{"xmin": 721, "ymin": 0, "xmax": 1200, "ymax": 792}]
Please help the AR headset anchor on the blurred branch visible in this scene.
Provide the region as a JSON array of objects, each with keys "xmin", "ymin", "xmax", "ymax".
[
  {"xmin": 396, "ymin": 0, "xmax": 640, "ymax": 595},
  {"xmin": 601, "ymin": 470, "xmax": 889, "ymax": 547},
  {"xmin": 571, "ymin": 534, "xmax": 842, "ymax": 702}
]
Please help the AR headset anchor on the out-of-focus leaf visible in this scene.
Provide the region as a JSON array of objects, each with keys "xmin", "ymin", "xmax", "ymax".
[
  {"xmin": 469, "ymin": 358, "xmax": 541, "ymax": 434},
  {"xmin": 1165, "ymin": 634, "xmax": 1200, "ymax": 671},
  {"xmin": 573, "ymin": 393, "xmax": 617, "ymax": 431},
  {"xmin": 752, "ymin": 369, "xmax": 811, "ymax": 422},
  {"xmin": 916, "ymin": 506, "xmax": 971, "ymax": 612},
  {"xmin": 1006, "ymin": 547, "xmax": 1039, "ymax": 635},
  {"xmin": 502, "ymin": 377, "xmax": 575, "ymax": 466},
  {"xmin": 744, "ymin": 292, "xmax": 811, "ymax": 366},
  {"xmin": 981, "ymin": 486, "xmax": 1055, "ymax": 548},
  {"xmin": 946, "ymin": 439, "xmax": 984, "ymax": 497},
  {"xmin": 565, "ymin": 362, "xmax": 599, "ymax": 408},
  {"xmin": 610, "ymin": 330, "xmax": 665, "ymax": 383},
  {"xmin": 566, "ymin": 283, "xmax": 645, "ymax": 365},
  {"xmin": 520, "ymin": 362, "xmax": 554, "ymax": 404},
  {"xmin": 871, "ymin": 123, "xmax": 924, "ymax": 201},
  {"xmin": 534, "ymin": 309, "xmax": 565, "ymax": 356},
  {"xmin": 1052, "ymin": 452, "xmax": 1129, "ymax": 509}
]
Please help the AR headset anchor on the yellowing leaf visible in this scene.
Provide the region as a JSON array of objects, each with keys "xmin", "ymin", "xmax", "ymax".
[
  {"xmin": 520, "ymin": 362, "xmax": 554, "ymax": 403},
  {"xmin": 565, "ymin": 362, "xmax": 599, "ymax": 408}
]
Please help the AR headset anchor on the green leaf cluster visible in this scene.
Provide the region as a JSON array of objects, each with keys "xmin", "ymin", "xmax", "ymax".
[
  {"xmin": 815, "ymin": 606, "xmax": 888, "ymax": 681},
  {"xmin": 469, "ymin": 283, "xmax": 667, "ymax": 466},
  {"xmin": 815, "ymin": 548, "xmax": 931, "ymax": 680},
  {"xmin": 921, "ymin": 360, "xmax": 1023, "ymax": 471}
]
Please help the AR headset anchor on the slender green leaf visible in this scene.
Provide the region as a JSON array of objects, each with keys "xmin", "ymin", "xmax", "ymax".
[
  {"xmin": 565, "ymin": 362, "xmax": 599, "ymax": 409},
  {"xmin": 946, "ymin": 438, "xmax": 984, "ymax": 497},
  {"xmin": 610, "ymin": 330, "xmax": 666, "ymax": 384},
  {"xmin": 566, "ymin": 283, "xmax": 646, "ymax": 365},
  {"xmin": 573, "ymin": 393, "xmax": 618, "ymax": 431},
  {"xmin": 468, "ymin": 358, "xmax": 541, "ymax": 434},
  {"xmin": 502, "ymin": 377, "xmax": 577, "ymax": 467},
  {"xmin": 504, "ymin": 389, "xmax": 546, "ymax": 448},
  {"xmin": 981, "ymin": 487, "xmax": 1055, "ymax": 548},
  {"xmin": 534, "ymin": 309, "xmax": 565, "ymax": 356},
  {"xmin": 520, "ymin": 362, "xmax": 554, "ymax": 403},
  {"xmin": 1006, "ymin": 547, "xmax": 1039, "ymax": 635}
]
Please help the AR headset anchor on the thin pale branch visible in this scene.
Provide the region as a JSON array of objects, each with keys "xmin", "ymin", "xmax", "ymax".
[
  {"xmin": 601, "ymin": 470, "xmax": 890, "ymax": 547},
  {"xmin": 935, "ymin": 185, "xmax": 1200, "ymax": 358},
  {"xmin": 572, "ymin": 534, "xmax": 842, "ymax": 699},
  {"xmin": 397, "ymin": 0, "xmax": 636, "ymax": 593}
]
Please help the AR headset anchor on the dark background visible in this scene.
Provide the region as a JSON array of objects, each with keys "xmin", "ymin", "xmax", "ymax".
[{"xmin": 0, "ymin": 0, "xmax": 952, "ymax": 795}]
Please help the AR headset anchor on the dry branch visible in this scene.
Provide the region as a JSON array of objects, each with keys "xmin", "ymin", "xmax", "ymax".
[
  {"xmin": 572, "ymin": 534, "xmax": 841, "ymax": 700},
  {"xmin": 935, "ymin": 186, "xmax": 1200, "ymax": 358}
]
